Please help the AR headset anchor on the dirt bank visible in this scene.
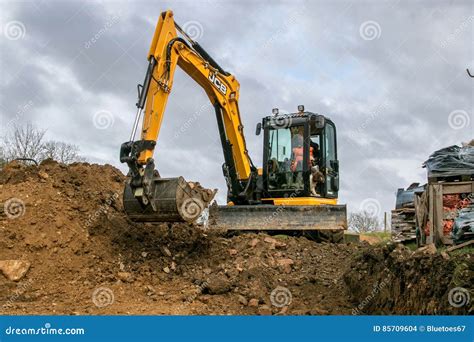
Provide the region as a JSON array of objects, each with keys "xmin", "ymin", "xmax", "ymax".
[{"xmin": 344, "ymin": 244, "xmax": 473, "ymax": 315}]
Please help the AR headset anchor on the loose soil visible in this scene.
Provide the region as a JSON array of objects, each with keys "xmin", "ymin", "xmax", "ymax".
[{"xmin": 0, "ymin": 161, "xmax": 471, "ymax": 315}]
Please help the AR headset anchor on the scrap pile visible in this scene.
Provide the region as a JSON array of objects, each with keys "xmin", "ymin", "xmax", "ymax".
[
  {"xmin": 422, "ymin": 142, "xmax": 474, "ymax": 181},
  {"xmin": 422, "ymin": 141, "xmax": 474, "ymax": 244},
  {"xmin": 441, "ymin": 194, "xmax": 473, "ymax": 242},
  {"xmin": 391, "ymin": 183, "xmax": 424, "ymax": 242},
  {"xmin": 450, "ymin": 196, "xmax": 474, "ymax": 244}
]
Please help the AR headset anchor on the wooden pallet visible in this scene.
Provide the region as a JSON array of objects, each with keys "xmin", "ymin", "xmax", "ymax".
[{"xmin": 428, "ymin": 174, "xmax": 473, "ymax": 184}]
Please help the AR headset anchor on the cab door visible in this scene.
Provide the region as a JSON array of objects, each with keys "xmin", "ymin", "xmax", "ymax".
[{"xmin": 323, "ymin": 122, "xmax": 339, "ymax": 198}]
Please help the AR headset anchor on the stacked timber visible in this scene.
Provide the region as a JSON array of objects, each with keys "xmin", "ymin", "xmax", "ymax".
[{"xmin": 391, "ymin": 204, "xmax": 417, "ymax": 242}]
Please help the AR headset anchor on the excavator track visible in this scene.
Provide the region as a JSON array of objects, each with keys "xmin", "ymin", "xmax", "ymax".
[{"xmin": 212, "ymin": 204, "xmax": 347, "ymax": 231}]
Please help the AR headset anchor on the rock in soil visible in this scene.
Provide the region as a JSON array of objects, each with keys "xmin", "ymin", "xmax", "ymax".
[{"xmin": 0, "ymin": 260, "xmax": 31, "ymax": 281}]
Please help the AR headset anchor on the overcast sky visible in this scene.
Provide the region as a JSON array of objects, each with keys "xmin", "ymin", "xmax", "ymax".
[{"xmin": 1, "ymin": 0, "xmax": 472, "ymax": 222}]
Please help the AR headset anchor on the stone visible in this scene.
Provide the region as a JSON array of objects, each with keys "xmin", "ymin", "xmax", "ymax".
[
  {"xmin": 162, "ymin": 246, "xmax": 172, "ymax": 257},
  {"xmin": 425, "ymin": 243, "xmax": 437, "ymax": 255},
  {"xmin": 117, "ymin": 272, "xmax": 133, "ymax": 282},
  {"xmin": 0, "ymin": 260, "xmax": 31, "ymax": 281},
  {"xmin": 228, "ymin": 249, "xmax": 238, "ymax": 256},
  {"xmin": 276, "ymin": 258, "xmax": 294, "ymax": 273},
  {"xmin": 248, "ymin": 298, "xmax": 259, "ymax": 307},
  {"xmin": 163, "ymin": 267, "xmax": 170, "ymax": 274},
  {"xmin": 264, "ymin": 236, "xmax": 277, "ymax": 244},
  {"xmin": 38, "ymin": 171, "xmax": 49, "ymax": 180},
  {"xmin": 237, "ymin": 295, "xmax": 248, "ymax": 306},
  {"xmin": 258, "ymin": 305, "xmax": 272, "ymax": 315},
  {"xmin": 416, "ymin": 243, "xmax": 436, "ymax": 255},
  {"xmin": 207, "ymin": 275, "xmax": 232, "ymax": 295},
  {"xmin": 264, "ymin": 236, "xmax": 286, "ymax": 248},
  {"xmin": 309, "ymin": 307, "xmax": 329, "ymax": 315},
  {"xmin": 144, "ymin": 285, "xmax": 155, "ymax": 296},
  {"xmin": 440, "ymin": 251, "xmax": 450, "ymax": 260},
  {"xmin": 249, "ymin": 238, "xmax": 259, "ymax": 248}
]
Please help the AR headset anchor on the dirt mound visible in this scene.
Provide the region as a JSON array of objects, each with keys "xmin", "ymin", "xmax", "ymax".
[
  {"xmin": 0, "ymin": 160, "xmax": 365, "ymax": 315},
  {"xmin": 1, "ymin": 161, "xmax": 472, "ymax": 315},
  {"xmin": 344, "ymin": 243, "xmax": 473, "ymax": 315}
]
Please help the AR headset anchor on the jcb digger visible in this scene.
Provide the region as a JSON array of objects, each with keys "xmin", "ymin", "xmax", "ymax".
[{"xmin": 120, "ymin": 10, "xmax": 347, "ymax": 242}]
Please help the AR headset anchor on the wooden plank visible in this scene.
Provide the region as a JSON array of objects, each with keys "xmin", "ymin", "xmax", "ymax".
[
  {"xmin": 434, "ymin": 184, "xmax": 449, "ymax": 244},
  {"xmin": 427, "ymin": 185, "xmax": 434, "ymax": 244},
  {"xmin": 446, "ymin": 240, "xmax": 474, "ymax": 252},
  {"xmin": 441, "ymin": 182, "xmax": 474, "ymax": 195}
]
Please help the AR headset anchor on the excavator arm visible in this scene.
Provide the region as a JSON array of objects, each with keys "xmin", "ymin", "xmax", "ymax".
[{"xmin": 120, "ymin": 10, "xmax": 258, "ymax": 222}]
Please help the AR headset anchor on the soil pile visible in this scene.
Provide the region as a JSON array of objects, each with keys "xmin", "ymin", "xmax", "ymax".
[
  {"xmin": 1, "ymin": 161, "xmax": 472, "ymax": 315},
  {"xmin": 0, "ymin": 160, "xmax": 362, "ymax": 315}
]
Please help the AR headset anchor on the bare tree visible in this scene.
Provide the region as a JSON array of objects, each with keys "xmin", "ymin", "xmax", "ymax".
[
  {"xmin": 3, "ymin": 123, "xmax": 46, "ymax": 162},
  {"xmin": 41, "ymin": 141, "xmax": 84, "ymax": 164},
  {"xmin": 0, "ymin": 146, "xmax": 6, "ymax": 169},
  {"xmin": 2, "ymin": 123, "xmax": 84, "ymax": 164},
  {"xmin": 349, "ymin": 211, "xmax": 380, "ymax": 233}
]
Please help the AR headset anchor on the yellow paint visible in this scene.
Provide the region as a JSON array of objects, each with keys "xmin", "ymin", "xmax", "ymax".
[{"xmin": 262, "ymin": 197, "xmax": 338, "ymax": 206}]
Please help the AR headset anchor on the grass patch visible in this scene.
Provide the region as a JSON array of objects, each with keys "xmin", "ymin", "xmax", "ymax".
[
  {"xmin": 404, "ymin": 241, "xmax": 418, "ymax": 251},
  {"xmin": 360, "ymin": 231, "xmax": 391, "ymax": 241},
  {"xmin": 450, "ymin": 245, "xmax": 474, "ymax": 256}
]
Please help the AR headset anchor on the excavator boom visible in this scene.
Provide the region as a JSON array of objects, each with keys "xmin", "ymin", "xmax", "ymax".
[{"xmin": 120, "ymin": 11, "xmax": 258, "ymax": 222}]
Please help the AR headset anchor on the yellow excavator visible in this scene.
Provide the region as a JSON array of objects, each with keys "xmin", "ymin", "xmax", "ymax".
[{"xmin": 120, "ymin": 10, "xmax": 347, "ymax": 242}]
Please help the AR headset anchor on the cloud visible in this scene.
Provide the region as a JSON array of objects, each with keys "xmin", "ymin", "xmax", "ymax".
[{"xmin": 0, "ymin": 0, "xmax": 472, "ymax": 222}]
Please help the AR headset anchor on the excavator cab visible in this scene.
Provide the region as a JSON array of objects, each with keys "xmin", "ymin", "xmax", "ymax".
[{"xmin": 259, "ymin": 107, "xmax": 339, "ymax": 200}]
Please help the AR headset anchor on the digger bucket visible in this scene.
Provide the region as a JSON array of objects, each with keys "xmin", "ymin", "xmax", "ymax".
[
  {"xmin": 123, "ymin": 176, "xmax": 216, "ymax": 222},
  {"xmin": 212, "ymin": 204, "xmax": 347, "ymax": 231}
]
